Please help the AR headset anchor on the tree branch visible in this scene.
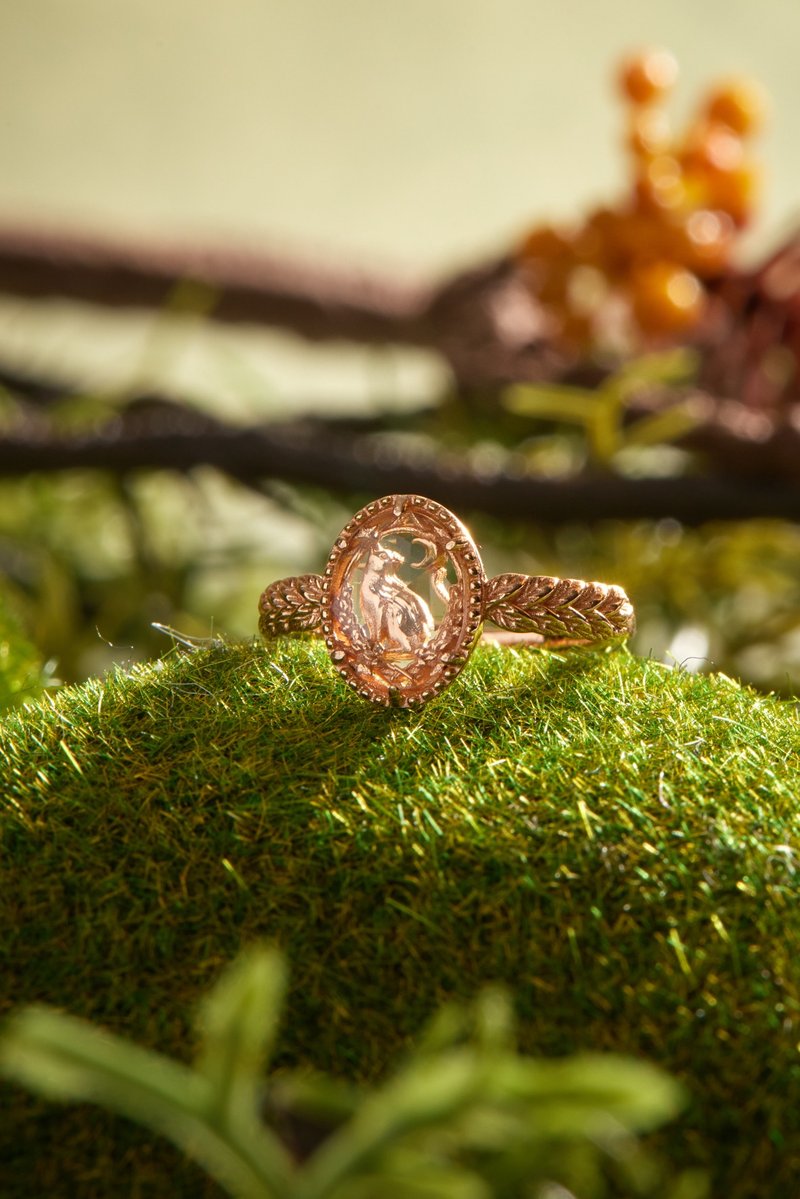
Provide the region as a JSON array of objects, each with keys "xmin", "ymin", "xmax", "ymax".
[
  {"xmin": 0, "ymin": 224, "xmax": 445, "ymax": 338},
  {"xmin": 3, "ymin": 399, "xmax": 800, "ymax": 525},
  {"xmin": 0, "ymin": 224, "xmax": 561, "ymax": 385},
  {"xmin": 1, "ymin": 222, "xmax": 799, "ymax": 519}
]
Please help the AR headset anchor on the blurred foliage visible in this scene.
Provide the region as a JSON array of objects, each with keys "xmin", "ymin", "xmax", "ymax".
[
  {"xmin": 0, "ymin": 578, "xmax": 54, "ymax": 712},
  {"xmin": 0, "ymin": 467, "xmax": 324, "ymax": 683},
  {"xmin": 1, "ymin": 943, "xmax": 699, "ymax": 1199},
  {"xmin": 0, "ymin": 313, "xmax": 798, "ymax": 695},
  {"xmin": 1, "ymin": 460, "xmax": 799, "ymax": 696}
]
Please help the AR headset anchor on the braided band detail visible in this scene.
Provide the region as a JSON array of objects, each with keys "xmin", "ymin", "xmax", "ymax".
[
  {"xmin": 259, "ymin": 569, "xmax": 635, "ymax": 648},
  {"xmin": 258, "ymin": 573, "xmax": 324, "ymax": 638},
  {"xmin": 484, "ymin": 573, "xmax": 635, "ymax": 647}
]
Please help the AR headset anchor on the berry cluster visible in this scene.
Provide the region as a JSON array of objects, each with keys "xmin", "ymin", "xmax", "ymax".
[{"xmin": 517, "ymin": 49, "xmax": 766, "ymax": 350}]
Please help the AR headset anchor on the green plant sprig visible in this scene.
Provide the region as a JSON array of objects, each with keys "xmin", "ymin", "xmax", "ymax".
[
  {"xmin": 0, "ymin": 944, "xmax": 691, "ymax": 1199},
  {"xmin": 504, "ymin": 349, "xmax": 700, "ymax": 465}
]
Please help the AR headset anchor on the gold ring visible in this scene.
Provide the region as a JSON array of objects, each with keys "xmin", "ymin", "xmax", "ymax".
[{"xmin": 258, "ymin": 493, "xmax": 635, "ymax": 707}]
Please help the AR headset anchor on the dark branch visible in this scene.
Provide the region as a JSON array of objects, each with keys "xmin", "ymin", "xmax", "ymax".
[
  {"xmin": 0, "ymin": 224, "xmax": 562, "ymax": 385},
  {"xmin": 2, "ymin": 399, "xmax": 800, "ymax": 524},
  {"xmin": 1, "ymin": 221, "xmax": 798, "ymax": 396},
  {"xmin": 0, "ymin": 224, "xmax": 432, "ymax": 344},
  {"xmin": 1, "ymin": 222, "xmax": 799, "ymax": 517}
]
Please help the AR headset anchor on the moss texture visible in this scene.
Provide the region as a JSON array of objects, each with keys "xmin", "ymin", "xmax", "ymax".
[{"xmin": 1, "ymin": 638, "xmax": 799, "ymax": 1198}]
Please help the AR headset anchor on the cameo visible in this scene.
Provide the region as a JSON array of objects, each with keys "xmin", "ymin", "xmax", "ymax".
[{"xmin": 321, "ymin": 495, "xmax": 485, "ymax": 706}]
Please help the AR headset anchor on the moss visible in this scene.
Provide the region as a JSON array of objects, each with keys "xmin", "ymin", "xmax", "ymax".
[{"xmin": 1, "ymin": 638, "xmax": 799, "ymax": 1197}]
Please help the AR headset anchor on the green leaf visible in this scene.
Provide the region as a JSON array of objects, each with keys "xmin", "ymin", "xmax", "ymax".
[
  {"xmin": 336, "ymin": 1155, "xmax": 491, "ymax": 1199},
  {"xmin": 267, "ymin": 1069, "xmax": 360, "ymax": 1128},
  {"xmin": 503, "ymin": 384, "xmax": 598, "ymax": 423},
  {"xmin": 615, "ymin": 348, "xmax": 699, "ymax": 389},
  {"xmin": 413, "ymin": 1000, "xmax": 471, "ymax": 1056},
  {"xmin": 414, "ymin": 988, "xmax": 514, "ymax": 1059},
  {"xmin": 471, "ymin": 987, "xmax": 515, "ymax": 1054},
  {"xmin": 494, "ymin": 1052, "xmax": 685, "ymax": 1135},
  {"xmin": 196, "ymin": 943, "xmax": 287, "ymax": 1128},
  {"xmin": 0, "ymin": 1005, "xmax": 205, "ymax": 1111},
  {"xmin": 0, "ymin": 949, "xmax": 688, "ymax": 1199},
  {"xmin": 0, "ymin": 1005, "xmax": 291, "ymax": 1199},
  {"xmin": 296, "ymin": 1049, "xmax": 489, "ymax": 1199},
  {"xmin": 621, "ymin": 401, "xmax": 704, "ymax": 448}
]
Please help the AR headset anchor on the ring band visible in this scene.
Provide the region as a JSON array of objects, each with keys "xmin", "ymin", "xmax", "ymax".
[{"xmin": 258, "ymin": 493, "xmax": 635, "ymax": 707}]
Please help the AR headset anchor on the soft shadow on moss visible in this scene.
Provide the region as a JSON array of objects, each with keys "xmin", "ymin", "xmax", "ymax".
[{"xmin": 1, "ymin": 638, "xmax": 799, "ymax": 1198}]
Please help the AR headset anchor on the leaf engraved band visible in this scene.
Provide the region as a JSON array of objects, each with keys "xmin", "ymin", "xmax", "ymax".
[{"xmin": 258, "ymin": 494, "xmax": 635, "ymax": 707}]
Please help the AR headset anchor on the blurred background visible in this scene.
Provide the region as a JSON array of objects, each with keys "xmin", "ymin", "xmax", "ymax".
[{"xmin": 1, "ymin": 0, "xmax": 800, "ymax": 703}]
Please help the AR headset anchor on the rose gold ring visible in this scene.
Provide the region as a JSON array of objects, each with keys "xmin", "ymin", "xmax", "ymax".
[{"xmin": 258, "ymin": 493, "xmax": 635, "ymax": 708}]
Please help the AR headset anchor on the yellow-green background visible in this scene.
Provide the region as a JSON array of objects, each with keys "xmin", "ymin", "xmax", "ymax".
[{"xmin": 2, "ymin": 0, "xmax": 800, "ymax": 268}]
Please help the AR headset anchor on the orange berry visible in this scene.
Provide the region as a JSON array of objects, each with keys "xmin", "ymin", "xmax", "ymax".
[
  {"xmin": 619, "ymin": 48, "xmax": 678, "ymax": 105},
  {"xmin": 682, "ymin": 122, "xmax": 744, "ymax": 175},
  {"xmin": 627, "ymin": 107, "xmax": 672, "ymax": 158},
  {"xmin": 515, "ymin": 53, "xmax": 768, "ymax": 353},
  {"xmin": 630, "ymin": 262, "xmax": 705, "ymax": 335},
  {"xmin": 537, "ymin": 262, "xmax": 572, "ymax": 306},
  {"xmin": 610, "ymin": 208, "xmax": 666, "ymax": 267},
  {"xmin": 706, "ymin": 79, "xmax": 767, "ymax": 136},
  {"xmin": 571, "ymin": 207, "xmax": 619, "ymax": 269},
  {"xmin": 705, "ymin": 162, "xmax": 761, "ymax": 226},
  {"xmin": 518, "ymin": 223, "xmax": 569, "ymax": 264},
  {"xmin": 634, "ymin": 154, "xmax": 687, "ymax": 212},
  {"xmin": 677, "ymin": 209, "xmax": 736, "ymax": 276}
]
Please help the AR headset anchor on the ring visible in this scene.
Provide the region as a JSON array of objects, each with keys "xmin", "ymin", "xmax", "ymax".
[{"xmin": 258, "ymin": 494, "xmax": 635, "ymax": 707}]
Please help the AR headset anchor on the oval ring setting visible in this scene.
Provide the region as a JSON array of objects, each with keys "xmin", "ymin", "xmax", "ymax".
[{"xmin": 259, "ymin": 494, "xmax": 635, "ymax": 708}]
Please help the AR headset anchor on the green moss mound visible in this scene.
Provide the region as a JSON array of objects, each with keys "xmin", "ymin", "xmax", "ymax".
[{"xmin": 1, "ymin": 639, "xmax": 799, "ymax": 1198}]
